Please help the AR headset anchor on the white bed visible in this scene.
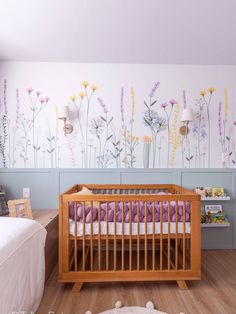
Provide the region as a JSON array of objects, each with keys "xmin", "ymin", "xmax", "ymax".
[{"xmin": 0, "ymin": 217, "xmax": 47, "ymax": 314}]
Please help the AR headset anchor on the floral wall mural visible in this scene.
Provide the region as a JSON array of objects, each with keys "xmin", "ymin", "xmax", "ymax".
[{"xmin": 0, "ymin": 62, "xmax": 236, "ymax": 168}]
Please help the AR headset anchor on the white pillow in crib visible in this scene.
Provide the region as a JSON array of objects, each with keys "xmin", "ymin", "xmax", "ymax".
[{"xmin": 73, "ymin": 187, "xmax": 94, "ymax": 195}]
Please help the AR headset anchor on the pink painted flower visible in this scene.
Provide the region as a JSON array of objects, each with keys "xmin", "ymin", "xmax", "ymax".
[
  {"xmin": 27, "ymin": 87, "xmax": 33, "ymax": 94},
  {"xmin": 233, "ymin": 121, "xmax": 236, "ymax": 126},
  {"xmin": 45, "ymin": 97, "xmax": 49, "ymax": 103},
  {"xmin": 169, "ymin": 99, "xmax": 178, "ymax": 106},
  {"xmin": 39, "ymin": 97, "xmax": 45, "ymax": 104},
  {"xmin": 36, "ymin": 91, "xmax": 41, "ymax": 97},
  {"xmin": 161, "ymin": 103, "xmax": 168, "ymax": 109}
]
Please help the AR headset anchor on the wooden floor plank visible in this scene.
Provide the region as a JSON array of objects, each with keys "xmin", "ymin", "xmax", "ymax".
[{"xmin": 37, "ymin": 250, "xmax": 236, "ymax": 314}]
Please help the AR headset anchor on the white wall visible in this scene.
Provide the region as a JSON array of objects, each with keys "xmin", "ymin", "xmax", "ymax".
[{"xmin": 0, "ymin": 62, "xmax": 236, "ymax": 168}]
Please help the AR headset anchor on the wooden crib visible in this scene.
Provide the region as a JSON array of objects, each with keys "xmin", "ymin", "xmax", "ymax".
[{"xmin": 59, "ymin": 184, "xmax": 201, "ymax": 291}]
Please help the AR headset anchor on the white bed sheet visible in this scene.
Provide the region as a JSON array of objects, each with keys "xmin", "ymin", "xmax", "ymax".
[
  {"xmin": 0, "ymin": 217, "xmax": 47, "ymax": 314},
  {"xmin": 69, "ymin": 220, "xmax": 191, "ymax": 236}
]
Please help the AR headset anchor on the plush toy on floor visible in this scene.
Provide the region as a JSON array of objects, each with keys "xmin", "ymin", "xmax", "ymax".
[{"xmin": 85, "ymin": 300, "xmax": 185, "ymax": 314}]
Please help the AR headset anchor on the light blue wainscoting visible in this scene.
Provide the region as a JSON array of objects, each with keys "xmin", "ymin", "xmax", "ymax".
[{"xmin": 0, "ymin": 168, "xmax": 235, "ymax": 249}]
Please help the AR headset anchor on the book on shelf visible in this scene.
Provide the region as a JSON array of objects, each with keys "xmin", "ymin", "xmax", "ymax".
[
  {"xmin": 194, "ymin": 186, "xmax": 227, "ymax": 198},
  {"xmin": 201, "ymin": 206, "xmax": 229, "ymax": 224}
]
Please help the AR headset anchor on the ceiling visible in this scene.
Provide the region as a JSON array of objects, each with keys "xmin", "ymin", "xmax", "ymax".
[{"xmin": 0, "ymin": 0, "xmax": 236, "ymax": 64}]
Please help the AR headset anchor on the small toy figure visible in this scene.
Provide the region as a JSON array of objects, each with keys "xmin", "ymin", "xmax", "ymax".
[{"xmin": 205, "ymin": 212, "xmax": 212, "ymax": 224}]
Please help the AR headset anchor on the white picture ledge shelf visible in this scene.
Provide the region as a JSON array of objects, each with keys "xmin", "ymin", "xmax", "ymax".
[
  {"xmin": 201, "ymin": 196, "xmax": 231, "ymax": 201},
  {"xmin": 201, "ymin": 222, "xmax": 230, "ymax": 228}
]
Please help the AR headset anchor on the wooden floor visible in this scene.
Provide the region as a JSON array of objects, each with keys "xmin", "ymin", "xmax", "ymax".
[{"xmin": 37, "ymin": 250, "xmax": 236, "ymax": 314}]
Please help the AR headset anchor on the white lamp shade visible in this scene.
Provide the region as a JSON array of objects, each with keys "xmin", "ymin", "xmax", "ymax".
[
  {"xmin": 180, "ymin": 108, "xmax": 193, "ymax": 122},
  {"xmin": 58, "ymin": 105, "xmax": 69, "ymax": 120}
]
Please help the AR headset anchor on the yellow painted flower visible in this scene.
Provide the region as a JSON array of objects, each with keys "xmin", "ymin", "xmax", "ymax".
[
  {"xmin": 69, "ymin": 95, "xmax": 77, "ymax": 102},
  {"xmin": 208, "ymin": 87, "xmax": 216, "ymax": 94},
  {"xmin": 200, "ymin": 89, "xmax": 206, "ymax": 97},
  {"xmin": 79, "ymin": 92, "xmax": 85, "ymax": 99},
  {"xmin": 81, "ymin": 81, "xmax": 89, "ymax": 88},
  {"xmin": 91, "ymin": 85, "xmax": 98, "ymax": 91},
  {"xmin": 143, "ymin": 136, "xmax": 152, "ymax": 143}
]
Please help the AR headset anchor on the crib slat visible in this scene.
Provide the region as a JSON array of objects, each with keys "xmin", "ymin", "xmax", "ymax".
[
  {"xmin": 129, "ymin": 201, "xmax": 132, "ymax": 271},
  {"xmin": 175, "ymin": 201, "xmax": 178, "ymax": 270},
  {"xmin": 167, "ymin": 201, "xmax": 171, "ymax": 271},
  {"xmin": 106, "ymin": 202, "xmax": 109, "ymax": 271},
  {"xmin": 183, "ymin": 201, "xmax": 186, "ymax": 270},
  {"xmin": 98, "ymin": 201, "xmax": 101, "ymax": 271},
  {"xmin": 145, "ymin": 201, "xmax": 147, "ymax": 271},
  {"xmin": 74, "ymin": 202, "xmax": 78, "ymax": 271},
  {"xmin": 90, "ymin": 202, "xmax": 93, "ymax": 271},
  {"xmin": 160, "ymin": 201, "xmax": 163, "ymax": 270},
  {"xmin": 137, "ymin": 200, "xmax": 140, "ymax": 271},
  {"xmin": 122, "ymin": 201, "xmax": 124, "ymax": 271},
  {"xmin": 152, "ymin": 201, "xmax": 155, "ymax": 271},
  {"xmin": 114, "ymin": 201, "xmax": 117, "ymax": 271},
  {"xmin": 82, "ymin": 202, "xmax": 85, "ymax": 271}
]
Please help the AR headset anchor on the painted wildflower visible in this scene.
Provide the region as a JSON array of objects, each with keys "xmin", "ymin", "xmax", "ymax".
[
  {"xmin": 91, "ymin": 85, "xmax": 98, "ymax": 91},
  {"xmin": 97, "ymin": 97, "xmax": 108, "ymax": 114},
  {"xmin": 169, "ymin": 99, "xmax": 178, "ymax": 106},
  {"xmin": 200, "ymin": 90, "xmax": 206, "ymax": 97},
  {"xmin": 143, "ymin": 109, "xmax": 166, "ymax": 132},
  {"xmin": 27, "ymin": 87, "xmax": 33, "ymax": 94},
  {"xmin": 208, "ymin": 87, "xmax": 216, "ymax": 94},
  {"xmin": 70, "ymin": 95, "xmax": 77, "ymax": 102},
  {"xmin": 160, "ymin": 103, "xmax": 168, "ymax": 109},
  {"xmin": 81, "ymin": 81, "xmax": 89, "ymax": 88},
  {"xmin": 90, "ymin": 118, "xmax": 105, "ymax": 138},
  {"xmin": 149, "ymin": 82, "xmax": 160, "ymax": 98},
  {"xmin": 79, "ymin": 92, "xmax": 85, "ymax": 99}
]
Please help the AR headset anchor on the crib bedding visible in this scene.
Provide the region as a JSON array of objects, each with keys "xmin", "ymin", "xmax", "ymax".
[
  {"xmin": 0, "ymin": 217, "xmax": 47, "ymax": 314},
  {"xmin": 69, "ymin": 200, "xmax": 191, "ymax": 224},
  {"xmin": 69, "ymin": 220, "xmax": 191, "ymax": 236}
]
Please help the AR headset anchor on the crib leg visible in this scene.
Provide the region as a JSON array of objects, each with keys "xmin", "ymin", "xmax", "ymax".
[
  {"xmin": 72, "ymin": 282, "xmax": 84, "ymax": 292},
  {"xmin": 177, "ymin": 280, "xmax": 188, "ymax": 290}
]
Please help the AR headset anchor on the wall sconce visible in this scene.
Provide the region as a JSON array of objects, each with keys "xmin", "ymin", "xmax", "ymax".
[
  {"xmin": 179, "ymin": 108, "xmax": 193, "ymax": 137},
  {"xmin": 57, "ymin": 105, "xmax": 73, "ymax": 136}
]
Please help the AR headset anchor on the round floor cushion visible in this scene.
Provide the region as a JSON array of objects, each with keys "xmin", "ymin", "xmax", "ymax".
[{"xmin": 98, "ymin": 307, "xmax": 168, "ymax": 314}]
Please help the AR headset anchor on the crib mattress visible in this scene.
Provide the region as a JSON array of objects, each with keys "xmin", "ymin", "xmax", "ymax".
[{"xmin": 69, "ymin": 220, "xmax": 191, "ymax": 237}]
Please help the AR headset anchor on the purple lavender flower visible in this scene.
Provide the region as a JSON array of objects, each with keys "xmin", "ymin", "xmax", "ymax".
[
  {"xmin": 16, "ymin": 88, "xmax": 20, "ymax": 126},
  {"xmin": 97, "ymin": 97, "xmax": 108, "ymax": 114},
  {"xmin": 218, "ymin": 102, "xmax": 222, "ymax": 137},
  {"xmin": 27, "ymin": 87, "xmax": 33, "ymax": 94},
  {"xmin": 149, "ymin": 82, "xmax": 160, "ymax": 98},
  {"xmin": 3, "ymin": 79, "xmax": 7, "ymax": 115},
  {"xmin": 183, "ymin": 90, "xmax": 187, "ymax": 109},
  {"xmin": 120, "ymin": 87, "xmax": 124, "ymax": 124}
]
